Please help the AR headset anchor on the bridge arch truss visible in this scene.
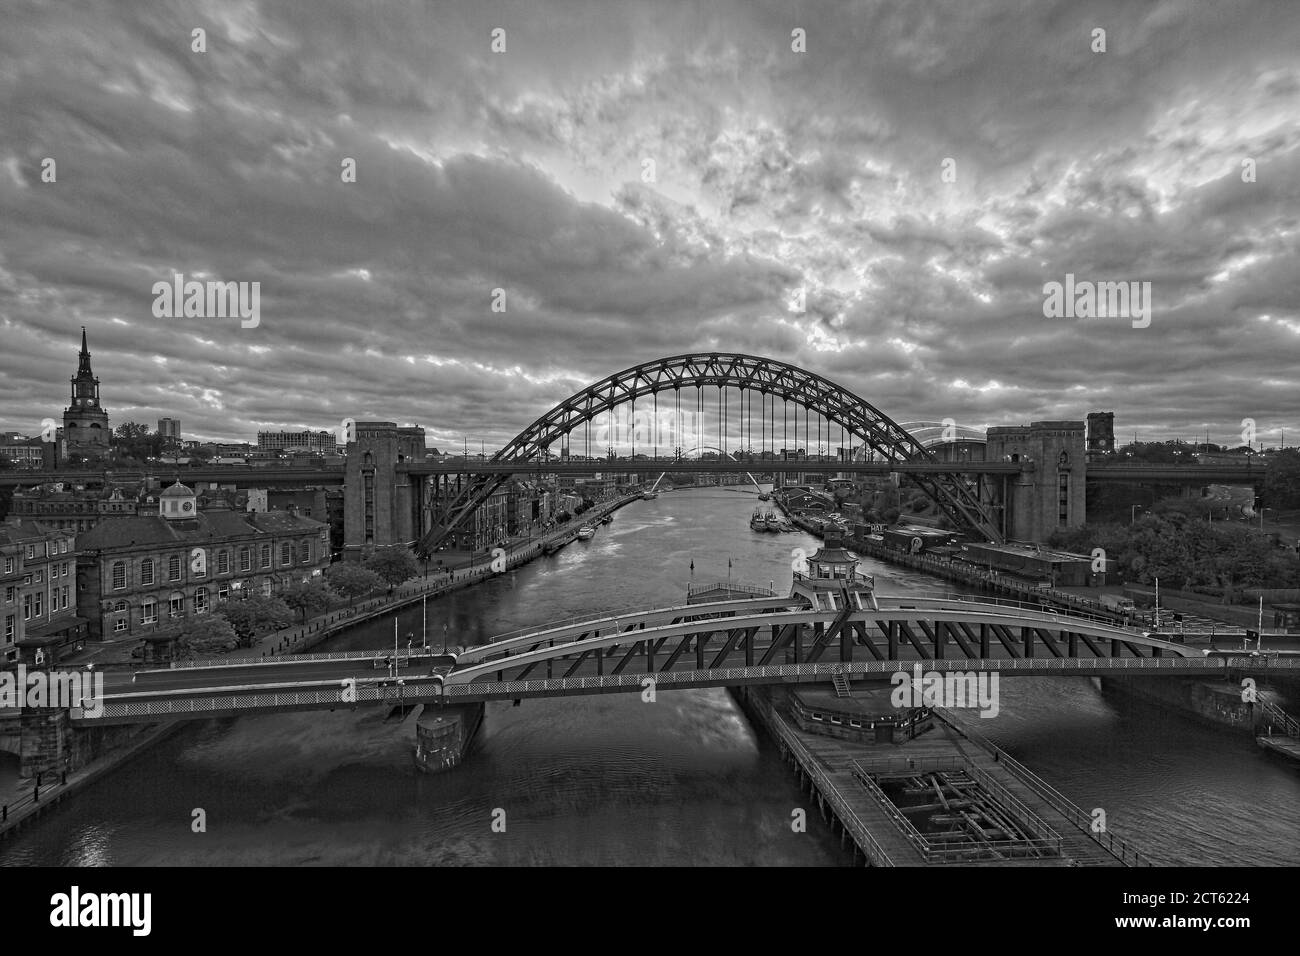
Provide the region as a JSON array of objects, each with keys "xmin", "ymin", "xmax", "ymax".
[{"xmin": 417, "ymin": 353, "xmax": 1002, "ymax": 554}]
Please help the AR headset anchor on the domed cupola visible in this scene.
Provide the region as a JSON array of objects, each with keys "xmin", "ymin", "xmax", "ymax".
[{"xmin": 159, "ymin": 480, "xmax": 197, "ymax": 520}]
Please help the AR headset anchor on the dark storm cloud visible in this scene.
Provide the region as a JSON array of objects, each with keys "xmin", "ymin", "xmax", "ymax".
[{"xmin": 0, "ymin": 0, "xmax": 1297, "ymax": 450}]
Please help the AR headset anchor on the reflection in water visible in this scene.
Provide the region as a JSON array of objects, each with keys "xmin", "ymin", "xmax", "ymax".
[{"xmin": 1, "ymin": 487, "xmax": 1297, "ymax": 866}]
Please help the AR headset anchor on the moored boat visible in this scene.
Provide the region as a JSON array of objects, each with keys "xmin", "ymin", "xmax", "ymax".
[
  {"xmin": 750, "ymin": 509, "xmax": 767, "ymax": 532},
  {"xmin": 576, "ymin": 525, "xmax": 596, "ymax": 540}
]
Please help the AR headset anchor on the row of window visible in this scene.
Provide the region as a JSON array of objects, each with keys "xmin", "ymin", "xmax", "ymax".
[
  {"xmin": 5, "ymin": 561, "xmax": 70, "ymax": 600},
  {"xmin": 18, "ymin": 585, "xmax": 72, "ymax": 622},
  {"xmin": 1, "ymin": 538, "xmax": 73, "ymax": 570},
  {"xmin": 111, "ymin": 541, "xmax": 318, "ymax": 590},
  {"xmin": 107, "ymin": 578, "xmax": 297, "ymax": 630}
]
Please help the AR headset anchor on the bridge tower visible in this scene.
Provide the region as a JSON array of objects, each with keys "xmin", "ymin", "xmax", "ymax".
[
  {"xmin": 343, "ymin": 422, "xmax": 426, "ymax": 558},
  {"xmin": 984, "ymin": 421, "xmax": 1086, "ymax": 543}
]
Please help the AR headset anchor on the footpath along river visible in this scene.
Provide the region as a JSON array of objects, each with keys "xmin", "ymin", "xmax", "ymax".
[{"xmin": 1, "ymin": 488, "xmax": 1297, "ymax": 865}]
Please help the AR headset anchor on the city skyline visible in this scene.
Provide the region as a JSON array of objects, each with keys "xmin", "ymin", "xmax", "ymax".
[{"xmin": 2, "ymin": 1, "xmax": 1298, "ymax": 450}]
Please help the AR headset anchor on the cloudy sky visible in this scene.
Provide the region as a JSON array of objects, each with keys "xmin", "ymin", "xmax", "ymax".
[{"xmin": 1, "ymin": 0, "xmax": 1297, "ymax": 451}]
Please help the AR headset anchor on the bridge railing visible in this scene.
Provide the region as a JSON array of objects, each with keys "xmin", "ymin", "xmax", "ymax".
[
  {"xmin": 933, "ymin": 709, "xmax": 1155, "ymax": 867},
  {"xmin": 881, "ymin": 591, "xmax": 1126, "ymax": 627},
  {"xmin": 169, "ymin": 649, "xmax": 390, "ymax": 670},
  {"xmin": 79, "ymin": 678, "xmax": 441, "ymax": 722},
  {"xmin": 687, "ymin": 580, "xmax": 777, "ymax": 598},
  {"xmin": 479, "ymin": 594, "xmax": 793, "ymax": 647},
  {"xmin": 1258, "ymin": 700, "xmax": 1300, "ymax": 739},
  {"xmin": 763, "ymin": 710, "xmax": 895, "ymax": 867}
]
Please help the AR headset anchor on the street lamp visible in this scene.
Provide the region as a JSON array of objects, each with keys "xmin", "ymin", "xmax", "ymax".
[{"xmin": 1153, "ymin": 576, "xmax": 1161, "ymax": 629}]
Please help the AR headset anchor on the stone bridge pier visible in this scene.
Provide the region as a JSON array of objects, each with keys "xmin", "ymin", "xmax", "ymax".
[{"xmin": 0, "ymin": 708, "xmax": 140, "ymax": 779}]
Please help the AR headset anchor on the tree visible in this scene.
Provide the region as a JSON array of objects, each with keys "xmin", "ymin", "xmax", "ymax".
[
  {"xmin": 217, "ymin": 594, "xmax": 294, "ymax": 647},
  {"xmin": 114, "ymin": 422, "xmax": 151, "ymax": 441},
  {"xmin": 363, "ymin": 546, "xmax": 421, "ymax": 591},
  {"xmin": 158, "ymin": 615, "xmax": 240, "ymax": 658},
  {"xmin": 111, "ymin": 421, "xmax": 163, "ymax": 464},
  {"xmin": 1264, "ymin": 448, "xmax": 1300, "ymax": 511},
  {"xmin": 280, "ymin": 579, "xmax": 335, "ymax": 622},
  {"xmin": 325, "ymin": 563, "xmax": 385, "ymax": 606}
]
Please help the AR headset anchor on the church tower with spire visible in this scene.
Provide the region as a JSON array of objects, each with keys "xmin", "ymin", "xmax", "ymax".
[{"xmin": 63, "ymin": 326, "xmax": 111, "ymax": 459}]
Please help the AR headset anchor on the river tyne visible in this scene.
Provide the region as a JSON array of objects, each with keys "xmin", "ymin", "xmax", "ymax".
[{"xmin": 1, "ymin": 487, "xmax": 1296, "ymax": 866}]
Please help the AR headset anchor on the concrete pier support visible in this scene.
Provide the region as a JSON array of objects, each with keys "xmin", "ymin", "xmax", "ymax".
[
  {"xmin": 18, "ymin": 709, "xmax": 69, "ymax": 779},
  {"xmin": 13, "ymin": 709, "xmax": 140, "ymax": 779},
  {"xmin": 413, "ymin": 702, "xmax": 485, "ymax": 773}
]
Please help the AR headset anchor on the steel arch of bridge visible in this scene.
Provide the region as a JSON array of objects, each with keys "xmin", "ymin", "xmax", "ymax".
[{"xmin": 415, "ymin": 353, "xmax": 1003, "ymax": 554}]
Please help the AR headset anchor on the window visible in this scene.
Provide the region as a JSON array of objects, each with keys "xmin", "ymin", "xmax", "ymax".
[
  {"xmin": 61, "ymin": 540, "xmax": 68, "ymax": 554},
  {"xmin": 1057, "ymin": 473, "xmax": 1070, "ymax": 527},
  {"xmin": 195, "ymin": 587, "xmax": 208, "ymax": 613},
  {"xmin": 261, "ymin": 579, "xmax": 272, "ymax": 597},
  {"xmin": 217, "ymin": 550, "xmax": 229, "ymax": 574},
  {"xmin": 111, "ymin": 561, "xmax": 126, "ymax": 590},
  {"xmin": 299, "ymin": 541, "xmax": 310, "ymax": 564},
  {"xmin": 280, "ymin": 542, "xmax": 291, "ymax": 566},
  {"xmin": 34, "ymin": 570, "xmax": 42, "ymax": 584},
  {"xmin": 141, "ymin": 558, "xmax": 155, "ymax": 587},
  {"xmin": 141, "ymin": 599, "xmax": 157, "ymax": 624},
  {"xmin": 169, "ymin": 592, "xmax": 185, "ymax": 617},
  {"xmin": 168, "ymin": 554, "xmax": 181, "ymax": 582},
  {"xmin": 26, "ymin": 545, "xmax": 34, "ymax": 559},
  {"xmin": 3, "ymin": 557, "xmax": 12, "ymax": 574},
  {"xmin": 60, "ymin": 586, "xmax": 69, "ymax": 610},
  {"xmin": 4, "ymin": 587, "xmax": 12, "ymax": 603},
  {"xmin": 239, "ymin": 548, "xmax": 251, "ymax": 572},
  {"xmin": 33, "ymin": 592, "xmax": 41, "ymax": 618},
  {"xmin": 113, "ymin": 617, "xmax": 128, "ymax": 632},
  {"xmin": 3, "ymin": 615, "xmax": 13, "ymax": 642},
  {"xmin": 113, "ymin": 600, "xmax": 127, "ymax": 612},
  {"xmin": 218, "ymin": 584, "xmax": 229, "ymax": 601},
  {"xmin": 260, "ymin": 544, "xmax": 271, "ymax": 569}
]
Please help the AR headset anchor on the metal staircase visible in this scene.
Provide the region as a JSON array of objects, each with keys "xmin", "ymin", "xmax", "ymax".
[{"xmin": 831, "ymin": 664, "xmax": 851, "ymax": 698}]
